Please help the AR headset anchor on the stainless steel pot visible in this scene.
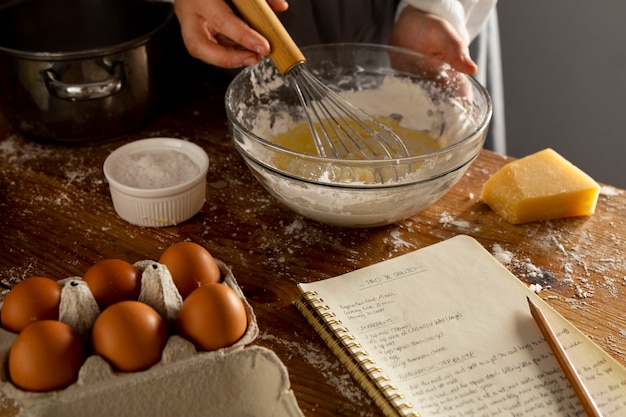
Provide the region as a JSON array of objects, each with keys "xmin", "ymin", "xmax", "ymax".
[{"xmin": 0, "ymin": 0, "xmax": 174, "ymax": 143}]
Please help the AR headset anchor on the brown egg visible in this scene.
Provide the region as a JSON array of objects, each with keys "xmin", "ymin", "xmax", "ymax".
[
  {"xmin": 158, "ymin": 242, "xmax": 221, "ymax": 299},
  {"xmin": 83, "ymin": 259, "xmax": 142, "ymax": 310},
  {"xmin": 92, "ymin": 301, "xmax": 167, "ymax": 372},
  {"xmin": 9, "ymin": 320, "xmax": 86, "ymax": 392},
  {"xmin": 176, "ymin": 283, "xmax": 248, "ymax": 351},
  {"xmin": 1, "ymin": 277, "xmax": 62, "ymax": 333}
]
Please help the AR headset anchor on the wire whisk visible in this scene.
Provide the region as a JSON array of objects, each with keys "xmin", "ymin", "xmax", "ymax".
[{"xmin": 232, "ymin": 0, "xmax": 410, "ymax": 160}]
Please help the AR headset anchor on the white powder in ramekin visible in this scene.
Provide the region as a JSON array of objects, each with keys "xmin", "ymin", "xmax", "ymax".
[{"xmin": 111, "ymin": 151, "xmax": 201, "ymax": 189}]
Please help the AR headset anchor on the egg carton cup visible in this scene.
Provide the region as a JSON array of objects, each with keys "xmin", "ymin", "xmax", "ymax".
[
  {"xmin": 103, "ymin": 138, "xmax": 209, "ymax": 227},
  {"xmin": 0, "ymin": 260, "xmax": 304, "ymax": 417}
]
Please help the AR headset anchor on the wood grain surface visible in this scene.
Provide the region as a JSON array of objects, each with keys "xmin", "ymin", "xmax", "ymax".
[{"xmin": 0, "ymin": 62, "xmax": 624, "ymax": 417}]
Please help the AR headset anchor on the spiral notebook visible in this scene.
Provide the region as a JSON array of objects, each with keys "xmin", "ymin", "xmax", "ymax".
[{"xmin": 294, "ymin": 235, "xmax": 626, "ymax": 417}]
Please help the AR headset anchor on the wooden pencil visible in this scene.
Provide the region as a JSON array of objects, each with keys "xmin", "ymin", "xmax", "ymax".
[{"xmin": 527, "ymin": 296, "xmax": 604, "ymax": 417}]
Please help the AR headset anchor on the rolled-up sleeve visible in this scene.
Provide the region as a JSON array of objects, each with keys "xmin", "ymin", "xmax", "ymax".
[{"xmin": 396, "ymin": 0, "xmax": 497, "ymax": 43}]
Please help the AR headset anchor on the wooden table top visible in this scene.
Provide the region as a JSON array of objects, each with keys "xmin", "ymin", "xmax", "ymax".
[{"xmin": 0, "ymin": 62, "xmax": 624, "ymax": 417}]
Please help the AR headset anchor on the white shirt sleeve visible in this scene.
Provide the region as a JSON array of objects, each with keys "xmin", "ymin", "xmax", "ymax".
[{"xmin": 395, "ymin": 0, "xmax": 497, "ymax": 44}]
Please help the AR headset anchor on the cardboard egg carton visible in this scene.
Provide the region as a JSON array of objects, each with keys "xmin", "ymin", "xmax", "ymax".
[{"xmin": 0, "ymin": 260, "xmax": 304, "ymax": 417}]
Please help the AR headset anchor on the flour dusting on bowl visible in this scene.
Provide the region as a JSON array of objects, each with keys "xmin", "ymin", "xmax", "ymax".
[{"xmin": 226, "ymin": 44, "xmax": 492, "ymax": 227}]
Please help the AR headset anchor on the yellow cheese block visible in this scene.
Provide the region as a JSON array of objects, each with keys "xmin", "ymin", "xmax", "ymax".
[{"xmin": 481, "ymin": 148, "xmax": 600, "ymax": 224}]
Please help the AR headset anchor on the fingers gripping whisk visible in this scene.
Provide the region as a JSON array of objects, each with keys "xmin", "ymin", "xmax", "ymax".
[{"xmin": 289, "ymin": 65, "xmax": 410, "ymax": 160}]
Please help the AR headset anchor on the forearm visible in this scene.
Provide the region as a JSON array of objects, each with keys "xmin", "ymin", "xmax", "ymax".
[{"xmin": 396, "ymin": 0, "xmax": 497, "ymax": 43}]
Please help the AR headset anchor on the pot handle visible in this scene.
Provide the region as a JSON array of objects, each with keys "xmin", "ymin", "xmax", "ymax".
[{"xmin": 44, "ymin": 62, "xmax": 126, "ymax": 101}]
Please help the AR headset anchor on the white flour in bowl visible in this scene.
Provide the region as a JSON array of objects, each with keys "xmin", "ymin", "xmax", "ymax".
[
  {"xmin": 230, "ymin": 62, "xmax": 488, "ymax": 226},
  {"xmin": 244, "ymin": 71, "xmax": 475, "ymax": 150}
]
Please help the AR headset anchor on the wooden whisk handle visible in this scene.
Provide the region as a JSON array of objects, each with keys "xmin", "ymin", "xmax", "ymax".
[{"xmin": 231, "ymin": 0, "xmax": 306, "ymax": 75}]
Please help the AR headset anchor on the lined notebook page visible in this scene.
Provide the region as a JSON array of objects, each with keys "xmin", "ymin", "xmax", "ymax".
[{"xmin": 297, "ymin": 235, "xmax": 626, "ymax": 417}]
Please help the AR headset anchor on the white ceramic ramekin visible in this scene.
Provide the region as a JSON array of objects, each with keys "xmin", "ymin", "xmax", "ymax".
[{"xmin": 103, "ymin": 138, "xmax": 209, "ymax": 227}]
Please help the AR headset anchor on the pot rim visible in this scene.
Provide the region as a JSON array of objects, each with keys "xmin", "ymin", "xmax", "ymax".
[{"xmin": 0, "ymin": 2, "xmax": 174, "ymax": 60}]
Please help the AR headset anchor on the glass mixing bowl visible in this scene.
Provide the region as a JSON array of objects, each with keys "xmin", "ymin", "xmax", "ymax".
[{"xmin": 225, "ymin": 43, "xmax": 492, "ymax": 227}]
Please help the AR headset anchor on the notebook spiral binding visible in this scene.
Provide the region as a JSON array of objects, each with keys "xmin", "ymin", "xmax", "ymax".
[{"xmin": 295, "ymin": 290, "xmax": 419, "ymax": 417}]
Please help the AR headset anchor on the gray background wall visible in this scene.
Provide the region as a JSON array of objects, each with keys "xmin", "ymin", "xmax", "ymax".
[{"xmin": 497, "ymin": 1, "xmax": 625, "ymax": 188}]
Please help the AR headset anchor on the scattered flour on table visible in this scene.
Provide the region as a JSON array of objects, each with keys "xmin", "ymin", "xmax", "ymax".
[
  {"xmin": 383, "ymin": 227, "xmax": 416, "ymax": 257},
  {"xmin": 491, "ymin": 244, "xmax": 514, "ymax": 266},
  {"xmin": 438, "ymin": 211, "xmax": 471, "ymax": 229},
  {"xmin": 0, "ymin": 134, "xmax": 103, "ymax": 191},
  {"xmin": 281, "ymin": 218, "xmax": 339, "ymax": 248},
  {"xmin": 258, "ymin": 331, "xmax": 368, "ymax": 403},
  {"xmin": 491, "ymin": 243, "xmax": 559, "ymax": 295},
  {"xmin": 0, "ymin": 260, "xmax": 40, "ymax": 298},
  {"xmin": 0, "ymin": 134, "xmax": 55, "ymax": 162},
  {"xmin": 489, "ymin": 226, "xmax": 625, "ymax": 302},
  {"xmin": 246, "ymin": 217, "xmax": 360, "ymax": 275},
  {"xmin": 600, "ymin": 185, "xmax": 624, "ymax": 197}
]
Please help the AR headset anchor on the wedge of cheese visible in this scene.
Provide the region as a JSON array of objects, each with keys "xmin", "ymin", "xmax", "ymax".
[{"xmin": 481, "ymin": 148, "xmax": 600, "ymax": 224}]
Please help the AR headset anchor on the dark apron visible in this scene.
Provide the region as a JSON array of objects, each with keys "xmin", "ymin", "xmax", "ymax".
[{"xmin": 277, "ymin": 0, "xmax": 400, "ymax": 46}]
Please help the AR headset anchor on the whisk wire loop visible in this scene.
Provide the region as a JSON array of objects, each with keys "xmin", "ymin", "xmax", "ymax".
[{"xmin": 288, "ymin": 65, "xmax": 410, "ymax": 160}]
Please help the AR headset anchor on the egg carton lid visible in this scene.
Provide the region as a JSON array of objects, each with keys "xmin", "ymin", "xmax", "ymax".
[{"xmin": 0, "ymin": 260, "xmax": 304, "ymax": 417}]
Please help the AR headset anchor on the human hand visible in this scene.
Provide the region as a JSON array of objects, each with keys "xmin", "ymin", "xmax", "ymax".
[
  {"xmin": 175, "ymin": 0, "xmax": 288, "ymax": 68},
  {"xmin": 389, "ymin": 6, "xmax": 478, "ymax": 75}
]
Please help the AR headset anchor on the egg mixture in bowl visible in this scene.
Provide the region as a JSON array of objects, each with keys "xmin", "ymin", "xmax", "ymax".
[{"xmin": 225, "ymin": 43, "xmax": 492, "ymax": 227}]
